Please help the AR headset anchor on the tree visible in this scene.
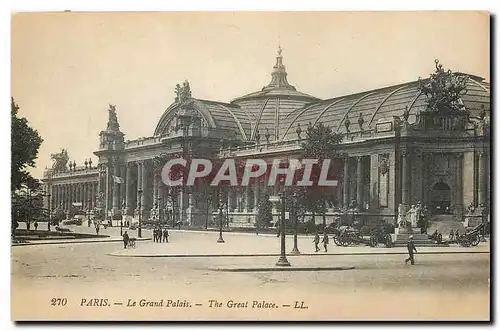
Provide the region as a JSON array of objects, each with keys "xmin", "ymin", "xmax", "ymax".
[
  {"xmin": 11, "ymin": 98, "xmax": 43, "ymax": 192},
  {"xmin": 257, "ymin": 190, "xmax": 272, "ymax": 228},
  {"xmin": 11, "ymin": 177, "xmax": 45, "ymax": 231},
  {"xmin": 300, "ymin": 122, "xmax": 344, "ymax": 230}
]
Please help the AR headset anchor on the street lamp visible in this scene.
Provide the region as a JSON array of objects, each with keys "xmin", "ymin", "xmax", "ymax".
[
  {"xmin": 217, "ymin": 189, "xmax": 225, "ymax": 243},
  {"xmin": 290, "ymin": 192, "xmax": 301, "ymax": 255},
  {"xmin": 137, "ymin": 188, "xmax": 143, "ymax": 238},
  {"xmin": 270, "ymin": 193, "xmax": 290, "ymax": 267}
]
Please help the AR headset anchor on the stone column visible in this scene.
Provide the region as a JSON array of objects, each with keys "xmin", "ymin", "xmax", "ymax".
[
  {"xmin": 136, "ymin": 161, "xmax": 143, "ymax": 217},
  {"xmin": 105, "ymin": 165, "xmax": 110, "ymax": 214},
  {"xmin": 478, "ymin": 151, "xmax": 485, "ymax": 206},
  {"xmin": 70, "ymin": 184, "xmax": 74, "ymax": 207},
  {"xmin": 63, "ymin": 185, "xmax": 67, "ymax": 210},
  {"xmin": 456, "ymin": 153, "xmax": 464, "ymax": 220},
  {"xmin": 67, "ymin": 184, "xmax": 71, "ymax": 210},
  {"xmin": 60, "ymin": 185, "xmax": 64, "ymax": 210},
  {"xmin": 343, "ymin": 156, "xmax": 349, "ymax": 209},
  {"xmin": 356, "ymin": 156, "xmax": 364, "ymax": 210},
  {"xmin": 253, "ymin": 181, "xmax": 260, "ymax": 212},
  {"xmin": 125, "ymin": 163, "xmax": 133, "ymax": 215},
  {"xmin": 112, "ymin": 161, "xmax": 120, "ymax": 216},
  {"xmin": 82, "ymin": 183, "xmax": 87, "ymax": 210},
  {"xmin": 141, "ymin": 161, "xmax": 148, "ymax": 219},
  {"xmin": 401, "ymin": 150, "xmax": 410, "ymax": 206},
  {"xmin": 370, "ymin": 154, "xmax": 379, "ymax": 211},
  {"xmin": 152, "ymin": 170, "xmax": 159, "ymax": 211},
  {"xmin": 244, "ymin": 185, "xmax": 251, "ymax": 212}
]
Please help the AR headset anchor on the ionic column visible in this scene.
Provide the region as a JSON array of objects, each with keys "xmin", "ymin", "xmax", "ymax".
[
  {"xmin": 245, "ymin": 185, "xmax": 251, "ymax": 212},
  {"xmin": 63, "ymin": 185, "xmax": 67, "ymax": 209},
  {"xmin": 456, "ymin": 153, "xmax": 464, "ymax": 220},
  {"xmin": 343, "ymin": 156, "xmax": 349, "ymax": 209},
  {"xmin": 105, "ymin": 165, "xmax": 111, "ymax": 213},
  {"xmin": 112, "ymin": 161, "xmax": 120, "ymax": 215},
  {"xmin": 356, "ymin": 156, "xmax": 364, "ymax": 210},
  {"xmin": 401, "ymin": 150, "xmax": 410, "ymax": 206},
  {"xmin": 478, "ymin": 151, "xmax": 485, "ymax": 206},
  {"xmin": 152, "ymin": 171, "xmax": 159, "ymax": 210},
  {"xmin": 141, "ymin": 161, "xmax": 148, "ymax": 218},
  {"xmin": 253, "ymin": 181, "xmax": 260, "ymax": 212},
  {"xmin": 60, "ymin": 185, "xmax": 64, "ymax": 210},
  {"xmin": 136, "ymin": 161, "xmax": 143, "ymax": 216},
  {"xmin": 125, "ymin": 163, "xmax": 133, "ymax": 215},
  {"xmin": 68, "ymin": 184, "xmax": 73, "ymax": 208}
]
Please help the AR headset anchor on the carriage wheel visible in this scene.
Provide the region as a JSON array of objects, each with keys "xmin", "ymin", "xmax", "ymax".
[
  {"xmin": 471, "ymin": 234, "xmax": 480, "ymax": 246},
  {"xmin": 460, "ymin": 238, "xmax": 471, "ymax": 247},
  {"xmin": 334, "ymin": 236, "xmax": 341, "ymax": 246},
  {"xmin": 341, "ymin": 236, "xmax": 350, "ymax": 246}
]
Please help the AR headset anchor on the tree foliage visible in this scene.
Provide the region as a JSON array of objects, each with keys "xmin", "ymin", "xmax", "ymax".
[
  {"xmin": 257, "ymin": 190, "xmax": 272, "ymax": 228},
  {"xmin": 11, "ymin": 98, "xmax": 43, "ymax": 191},
  {"xmin": 300, "ymin": 122, "xmax": 344, "ymax": 228}
]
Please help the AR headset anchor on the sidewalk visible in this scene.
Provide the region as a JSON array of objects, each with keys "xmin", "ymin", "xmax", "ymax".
[
  {"xmin": 109, "ymin": 230, "xmax": 490, "ymax": 258},
  {"xmin": 12, "ymin": 236, "xmax": 150, "ymax": 247}
]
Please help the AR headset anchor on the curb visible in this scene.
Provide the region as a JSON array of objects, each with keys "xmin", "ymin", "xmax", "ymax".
[
  {"xmin": 108, "ymin": 250, "xmax": 489, "ymax": 258},
  {"xmin": 12, "ymin": 238, "xmax": 151, "ymax": 246},
  {"xmin": 210, "ymin": 266, "xmax": 356, "ymax": 272}
]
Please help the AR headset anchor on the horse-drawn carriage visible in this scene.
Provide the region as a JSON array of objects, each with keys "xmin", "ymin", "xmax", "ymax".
[
  {"xmin": 456, "ymin": 223, "xmax": 484, "ymax": 247},
  {"xmin": 332, "ymin": 224, "xmax": 392, "ymax": 247}
]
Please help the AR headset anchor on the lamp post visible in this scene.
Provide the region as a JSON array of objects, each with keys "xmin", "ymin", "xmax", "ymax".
[
  {"xmin": 290, "ymin": 192, "xmax": 301, "ymax": 255},
  {"xmin": 217, "ymin": 188, "xmax": 225, "ymax": 243},
  {"xmin": 137, "ymin": 188, "xmax": 143, "ymax": 238},
  {"xmin": 270, "ymin": 193, "xmax": 290, "ymax": 267}
]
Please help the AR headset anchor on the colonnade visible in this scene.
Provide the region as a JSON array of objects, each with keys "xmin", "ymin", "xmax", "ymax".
[{"xmin": 50, "ymin": 181, "xmax": 98, "ymax": 211}]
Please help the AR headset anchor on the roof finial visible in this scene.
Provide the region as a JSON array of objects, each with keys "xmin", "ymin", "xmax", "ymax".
[{"xmin": 277, "ymin": 45, "xmax": 282, "ymax": 57}]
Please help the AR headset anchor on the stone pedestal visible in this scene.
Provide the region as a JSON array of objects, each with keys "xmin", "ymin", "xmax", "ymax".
[{"xmin": 393, "ymin": 227, "xmax": 442, "ymax": 247}]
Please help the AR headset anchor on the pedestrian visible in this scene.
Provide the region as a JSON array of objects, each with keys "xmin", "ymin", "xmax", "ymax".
[
  {"xmin": 405, "ymin": 235, "xmax": 418, "ymax": 265},
  {"xmin": 163, "ymin": 228, "xmax": 169, "ymax": 243},
  {"xmin": 122, "ymin": 230, "xmax": 129, "ymax": 249},
  {"xmin": 449, "ymin": 229, "xmax": 455, "ymax": 243},
  {"xmin": 321, "ymin": 232, "xmax": 329, "ymax": 252},
  {"xmin": 96, "ymin": 224, "xmax": 100, "ymax": 235},
  {"xmin": 313, "ymin": 232, "xmax": 320, "ymax": 252},
  {"xmin": 34, "ymin": 221, "xmax": 38, "ymax": 231},
  {"xmin": 154, "ymin": 228, "xmax": 159, "ymax": 243}
]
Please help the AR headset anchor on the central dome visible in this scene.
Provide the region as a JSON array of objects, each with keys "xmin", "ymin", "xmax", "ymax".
[{"xmin": 230, "ymin": 46, "xmax": 321, "ymax": 141}]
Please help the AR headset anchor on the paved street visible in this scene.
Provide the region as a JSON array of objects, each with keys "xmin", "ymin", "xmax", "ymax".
[{"xmin": 11, "ymin": 229, "xmax": 490, "ymax": 321}]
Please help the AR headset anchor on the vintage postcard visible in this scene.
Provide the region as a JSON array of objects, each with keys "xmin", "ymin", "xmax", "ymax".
[{"xmin": 11, "ymin": 11, "xmax": 490, "ymax": 321}]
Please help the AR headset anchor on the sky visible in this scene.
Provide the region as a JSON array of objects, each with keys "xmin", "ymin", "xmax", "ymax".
[{"xmin": 11, "ymin": 11, "xmax": 490, "ymax": 179}]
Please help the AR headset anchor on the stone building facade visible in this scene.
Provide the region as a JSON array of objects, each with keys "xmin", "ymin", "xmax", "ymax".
[{"xmin": 42, "ymin": 49, "xmax": 490, "ymax": 228}]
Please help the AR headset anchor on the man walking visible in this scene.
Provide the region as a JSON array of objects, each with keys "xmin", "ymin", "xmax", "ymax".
[
  {"xmin": 313, "ymin": 232, "xmax": 320, "ymax": 252},
  {"xmin": 122, "ymin": 230, "xmax": 129, "ymax": 249},
  {"xmin": 405, "ymin": 235, "xmax": 417, "ymax": 265},
  {"xmin": 321, "ymin": 232, "xmax": 329, "ymax": 252},
  {"xmin": 163, "ymin": 228, "xmax": 169, "ymax": 243}
]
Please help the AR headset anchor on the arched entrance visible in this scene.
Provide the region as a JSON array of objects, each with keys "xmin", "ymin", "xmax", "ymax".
[{"xmin": 431, "ymin": 182, "xmax": 452, "ymax": 214}]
